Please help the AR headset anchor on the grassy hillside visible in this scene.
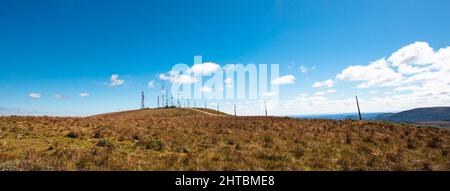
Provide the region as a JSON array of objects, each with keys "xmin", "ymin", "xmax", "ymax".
[{"xmin": 0, "ymin": 108, "xmax": 449, "ymax": 170}]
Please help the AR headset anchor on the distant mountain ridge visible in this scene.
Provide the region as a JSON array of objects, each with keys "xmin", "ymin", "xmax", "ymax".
[
  {"xmin": 291, "ymin": 107, "xmax": 450, "ymax": 128},
  {"xmin": 292, "ymin": 113, "xmax": 384, "ymax": 120},
  {"xmin": 374, "ymin": 107, "xmax": 450, "ymax": 122}
]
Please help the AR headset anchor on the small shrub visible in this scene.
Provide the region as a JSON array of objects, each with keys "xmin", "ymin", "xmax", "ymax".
[
  {"xmin": 97, "ymin": 138, "xmax": 113, "ymax": 148},
  {"xmin": 66, "ymin": 131, "xmax": 79, "ymax": 139},
  {"xmin": 291, "ymin": 147, "xmax": 304, "ymax": 159},
  {"xmin": 442, "ymin": 149, "xmax": 448, "ymax": 157},
  {"xmin": 406, "ymin": 138, "xmax": 421, "ymax": 150},
  {"xmin": 428, "ymin": 137, "xmax": 442, "ymax": 149},
  {"xmin": 92, "ymin": 130, "xmax": 103, "ymax": 139},
  {"xmin": 138, "ymin": 138, "xmax": 165, "ymax": 151},
  {"xmin": 345, "ymin": 134, "xmax": 352, "ymax": 144},
  {"xmin": 174, "ymin": 146, "xmax": 189, "ymax": 153},
  {"xmin": 363, "ymin": 136, "xmax": 374, "ymax": 143},
  {"xmin": 226, "ymin": 139, "xmax": 235, "ymax": 145},
  {"xmin": 258, "ymin": 153, "xmax": 290, "ymax": 162},
  {"xmin": 0, "ymin": 160, "xmax": 21, "ymax": 171},
  {"xmin": 263, "ymin": 136, "xmax": 274, "ymax": 148}
]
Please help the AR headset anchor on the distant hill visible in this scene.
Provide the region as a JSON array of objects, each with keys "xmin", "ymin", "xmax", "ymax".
[
  {"xmin": 374, "ymin": 107, "xmax": 450, "ymax": 123},
  {"xmin": 292, "ymin": 113, "xmax": 385, "ymax": 120}
]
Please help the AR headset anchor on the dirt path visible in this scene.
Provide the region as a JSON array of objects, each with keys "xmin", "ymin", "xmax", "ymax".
[{"xmin": 185, "ymin": 108, "xmax": 224, "ymax": 116}]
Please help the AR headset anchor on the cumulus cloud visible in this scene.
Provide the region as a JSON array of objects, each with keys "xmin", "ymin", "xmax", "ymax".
[
  {"xmin": 337, "ymin": 42, "xmax": 450, "ymax": 90},
  {"xmin": 28, "ymin": 93, "xmax": 41, "ymax": 99},
  {"xmin": 271, "ymin": 75, "xmax": 296, "ymax": 85},
  {"xmin": 79, "ymin": 93, "xmax": 90, "ymax": 97},
  {"xmin": 393, "ymin": 85, "xmax": 421, "ymax": 92},
  {"xmin": 388, "ymin": 41, "xmax": 435, "ymax": 67},
  {"xmin": 159, "ymin": 62, "xmax": 221, "ymax": 84},
  {"xmin": 109, "ymin": 74, "xmax": 124, "ymax": 87},
  {"xmin": 336, "ymin": 58, "xmax": 403, "ymax": 88},
  {"xmin": 188, "ymin": 62, "xmax": 221, "ymax": 76},
  {"xmin": 277, "ymin": 42, "xmax": 449, "ymax": 115},
  {"xmin": 326, "ymin": 89, "xmax": 337, "ymax": 93},
  {"xmin": 312, "ymin": 79, "xmax": 335, "ymax": 88},
  {"xmin": 331, "ymin": 41, "xmax": 450, "ymax": 111}
]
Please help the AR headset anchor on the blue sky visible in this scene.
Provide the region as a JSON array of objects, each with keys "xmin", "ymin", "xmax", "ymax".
[{"xmin": 1, "ymin": 0, "xmax": 449, "ymax": 116}]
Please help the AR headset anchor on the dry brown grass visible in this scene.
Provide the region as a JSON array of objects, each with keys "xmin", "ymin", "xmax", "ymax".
[{"xmin": 0, "ymin": 108, "xmax": 449, "ymax": 171}]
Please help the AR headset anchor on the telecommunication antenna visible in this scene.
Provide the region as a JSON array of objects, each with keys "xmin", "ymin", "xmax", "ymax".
[
  {"xmin": 356, "ymin": 96, "xmax": 362, "ymax": 120},
  {"xmin": 165, "ymin": 94, "xmax": 168, "ymax": 108},
  {"xmin": 161, "ymin": 82, "xmax": 166, "ymax": 108},
  {"xmin": 177, "ymin": 93, "xmax": 180, "ymax": 108},
  {"xmin": 141, "ymin": 91, "xmax": 145, "ymax": 109}
]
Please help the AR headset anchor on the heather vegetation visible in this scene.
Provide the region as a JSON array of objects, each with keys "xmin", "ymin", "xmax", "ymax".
[{"xmin": 0, "ymin": 108, "xmax": 449, "ymax": 171}]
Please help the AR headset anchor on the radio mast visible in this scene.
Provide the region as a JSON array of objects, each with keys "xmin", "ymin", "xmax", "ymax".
[{"xmin": 157, "ymin": 96, "xmax": 160, "ymax": 108}]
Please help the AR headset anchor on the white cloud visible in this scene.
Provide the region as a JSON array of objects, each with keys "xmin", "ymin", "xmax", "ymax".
[
  {"xmin": 315, "ymin": 91, "xmax": 325, "ymax": 96},
  {"xmin": 28, "ymin": 93, "xmax": 41, "ymax": 99},
  {"xmin": 80, "ymin": 93, "xmax": 90, "ymax": 97},
  {"xmin": 262, "ymin": 91, "xmax": 277, "ymax": 97},
  {"xmin": 336, "ymin": 58, "xmax": 403, "ymax": 88},
  {"xmin": 326, "ymin": 89, "xmax": 337, "ymax": 93},
  {"xmin": 54, "ymin": 94, "xmax": 67, "ymax": 99},
  {"xmin": 188, "ymin": 62, "xmax": 221, "ymax": 76},
  {"xmin": 225, "ymin": 78, "xmax": 233, "ymax": 88},
  {"xmin": 337, "ymin": 42, "xmax": 450, "ymax": 91},
  {"xmin": 159, "ymin": 73, "xmax": 198, "ymax": 84},
  {"xmin": 271, "ymin": 75, "xmax": 296, "ymax": 85},
  {"xmin": 278, "ymin": 42, "xmax": 450, "ymax": 115},
  {"xmin": 200, "ymin": 86, "xmax": 213, "ymax": 93},
  {"xmin": 299, "ymin": 66, "xmax": 308, "ymax": 73},
  {"xmin": 394, "ymin": 85, "xmax": 420, "ymax": 92},
  {"xmin": 312, "ymin": 79, "xmax": 335, "ymax": 88},
  {"xmin": 0, "ymin": 106, "xmax": 41, "ymax": 116},
  {"xmin": 388, "ymin": 41, "xmax": 435, "ymax": 67},
  {"xmin": 109, "ymin": 74, "xmax": 124, "ymax": 87},
  {"xmin": 148, "ymin": 80, "xmax": 155, "ymax": 88},
  {"xmin": 299, "ymin": 65, "xmax": 315, "ymax": 74}
]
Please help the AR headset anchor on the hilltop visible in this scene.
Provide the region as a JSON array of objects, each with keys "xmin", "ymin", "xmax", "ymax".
[
  {"xmin": 0, "ymin": 108, "xmax": 449, "ymax": 170},
  {"xmin": 90, "ymin": 108, "xmax": 228, "ymax": 118}
]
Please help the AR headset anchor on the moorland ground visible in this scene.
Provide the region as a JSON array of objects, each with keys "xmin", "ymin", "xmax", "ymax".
[{"xmin": 0, "ymin": 108, "xmax": 449, "ymax": 170}]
